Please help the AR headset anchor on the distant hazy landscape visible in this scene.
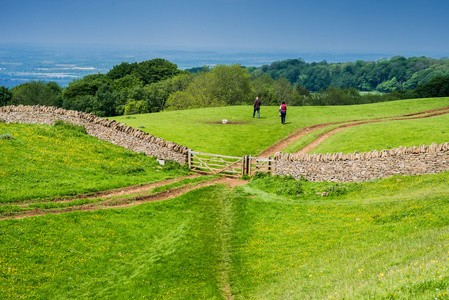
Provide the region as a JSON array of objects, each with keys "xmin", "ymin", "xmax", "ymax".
[{"xmin": 0, "ymin": 44, "xmax": 399, "ymax": 88}]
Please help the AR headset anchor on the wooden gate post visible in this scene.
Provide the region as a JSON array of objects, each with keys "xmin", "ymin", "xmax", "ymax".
[
  {"xmin": 248, "ymin": 155, "xmax": 252, "ymax": 176},
  {"xmin": 242, "ymin": 155, "xmax": 248, "ymax": 176},
  {"xmin": 188, "ymin": 150, "xmax": 192, "ymax": 170}
]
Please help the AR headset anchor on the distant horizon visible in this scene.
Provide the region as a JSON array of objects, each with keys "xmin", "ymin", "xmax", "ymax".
[
  {"xmin": 2, "ymin": 42, "xmax": 448, "ymax": 64},
  {"xmin": 1, "ymin": 43, "xmax": 447, "ymax": 88}
]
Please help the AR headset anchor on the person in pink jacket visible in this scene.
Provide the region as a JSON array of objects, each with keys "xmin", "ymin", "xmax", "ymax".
[{"xmin": 279, "ymin": 101, "xmax": 287, "ymax": 124}]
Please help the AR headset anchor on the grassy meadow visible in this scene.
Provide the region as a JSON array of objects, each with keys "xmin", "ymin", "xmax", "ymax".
[
  {"xmin": 111, "ymin": 97, "xmax": 449, "ymax": 156},
  {"xmin": 1, "ymin": 97, "xmax": 449, "ymax": 299}
]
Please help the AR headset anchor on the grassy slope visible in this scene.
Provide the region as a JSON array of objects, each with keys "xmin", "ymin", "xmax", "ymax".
[
  {"xmin": 0, "ymin": 122, "xmax": 190, "ymax": 203},
  {"xmin": 111, "ymin": 98, "xmax": 449, "ymax": 156}
]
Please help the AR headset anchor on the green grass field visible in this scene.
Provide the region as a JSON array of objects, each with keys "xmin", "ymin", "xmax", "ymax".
[
  {"xmin": 1, "ymin": 97, "xmax": 449, "ymax": 299},
  {"xmin": 111, "ymin": 97, "xmax": 449, "ymax": 156}
]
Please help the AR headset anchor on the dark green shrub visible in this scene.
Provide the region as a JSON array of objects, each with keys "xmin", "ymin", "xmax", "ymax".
[
  {"xmin": 162, "ymin": 160, "xmax": 182, "ymax": 171},
  {"xmin": 0, "ymin": 133, "xmax": 14, "ymax": 140},
  {"xmin": 54, "ymin": 119, "xmax": 87, "ymax": 136},
  {"xmin": 250, "ymin": 173, "xmax": 307, "ymax": 197},
  {"xmin": 323, "ymin": 184, "xmax": 348, "ymax": 196}
]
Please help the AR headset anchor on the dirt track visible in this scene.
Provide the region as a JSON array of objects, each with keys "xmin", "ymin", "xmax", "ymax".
[
  {"xmin": 1, "ymin": 177, "xmax": 246, "ymax": 220},
  {"xmin": 259, "ymin": 105, "xmax": 449, "ymax": 157}
]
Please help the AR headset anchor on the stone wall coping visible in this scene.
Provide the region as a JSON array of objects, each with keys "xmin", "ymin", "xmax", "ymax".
[{"xmin": 273, "ymin": 142, "xmax": 449, "ymax": 162}]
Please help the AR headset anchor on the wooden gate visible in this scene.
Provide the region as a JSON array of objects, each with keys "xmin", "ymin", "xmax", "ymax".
[
  {"xmin": 188, "ymin": 150, "xmax": 245, "ymax": 177},
  {"xmin": 188, "ymin": 150, "xmax": 272, "ymax": 177}
]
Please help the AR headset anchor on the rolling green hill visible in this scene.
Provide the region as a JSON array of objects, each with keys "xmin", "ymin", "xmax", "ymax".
[{"xmin": 1, "ymin": 98, "xmax": 449, "ymax": 299}]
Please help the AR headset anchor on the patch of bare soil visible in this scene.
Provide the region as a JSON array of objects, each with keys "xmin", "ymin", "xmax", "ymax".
[{"xmin": 206, "ymin": 121, "xmax": 250, "ymax": 125}]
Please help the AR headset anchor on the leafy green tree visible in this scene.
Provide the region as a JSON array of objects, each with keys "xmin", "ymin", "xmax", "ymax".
[
  {"xmin": 414, "ymin": 75, "xmax": 449, "ymax": 98},
  {"xmin": 303, "ymin": 66, "xmax": 331, "ymax": 91},
  {"xmin": 295, "ymin": 84, "xmax": 309, "ymax": 96},
  {"xmin": 404, "ymin": 67, "xmax": 449, "ymax": 90},
  {"xmin": 146, "ymin": 81, "xmax": 172, "ymax": 113},
  {"xmin": 273, "ymin": 77, "xmax": 299, "ymax": 105},
  {"xmin": 63, "ymin": 74, "xmax": 111, "ymax": 102},
  {"xmin": 11, "ymin": 81, "xmax": 62, "ymax": 107},
  {"xmin": 165, "ymin": 65, "xmax": 252, "ymax": 111},
  {"xmin": 107, "ymin": 62, "xmax": 135, "ymax": 80},
  {"xmin": 247, "ymin": 56, "xmax": 449, "ymax": 94},
  {"xmin": 164, "ymin": 91, "xmax": 190, "ymax": 111},
  {"xmin": 111, "ymin": 74, "xmax": 143, "ymax": 91},
  {"xmin": 171, "ymin": 73, "xmax": 194, "ymax": 92},
  {"xmin": 252, "ymin": 74, "xmax": 276, "ymax": 105},
  {"xmin": 0, "ymin": 86, "xmax": 13, "ymax": 106},
  {"xmin": 124, "ymin": 100, "xmax": 148, "ymax": 115},
  {"xmin": 210, "ymin": 64, "xmax": 252, "ymax": 105},
  {"xmin": 294, "ymin": 84, "xmax": 310, "ymax": 106},
  {"xmin": 376, "ymin": 76, "xmax": 399, "ymax": 92},
  {"xmin": 165, "ymin": 72, "xmax": 218, "ymax": 110},
  {"xmin": 93, "ymin": 84, "xmax": 116, "ymax": 117},
  {"xmin": 306, "ymin": 86, "xmax": 361, "ymax": 106},
  {"xmin": 132, "ymin": 58, "xmax": 182, "ymax": 85},
  {"xmin": 118, "ymin": 86, "xmax": 150, "ymax": 114}
]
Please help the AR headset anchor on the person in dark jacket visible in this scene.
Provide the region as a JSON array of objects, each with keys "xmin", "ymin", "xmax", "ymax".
[{"xmin": 253, "ymin": 97, "xmax": 261, "ymax": 118}]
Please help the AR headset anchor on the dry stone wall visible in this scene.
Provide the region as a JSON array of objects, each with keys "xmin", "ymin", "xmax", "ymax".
[
  {"xmin": 273, "ymin": 144, "xmax": 449, "ymax": 182},
  {"xmin": 0, "ymin": 105, "xmax": 189, "ymax": 164}
]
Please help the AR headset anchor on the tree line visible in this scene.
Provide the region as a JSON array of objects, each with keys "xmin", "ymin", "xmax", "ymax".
[
  {"xmin": 1, "ymin": 57, "xmax": 449, "ymax": 116},
  {"xmin": 249, "ymin": 56, "xmax": 449, "ymax": 92}
]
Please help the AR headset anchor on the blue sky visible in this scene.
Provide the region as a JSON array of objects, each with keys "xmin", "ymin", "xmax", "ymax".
[{"xmin": 2, "ymin": 0, "xmax": 449, "ymax": 57}]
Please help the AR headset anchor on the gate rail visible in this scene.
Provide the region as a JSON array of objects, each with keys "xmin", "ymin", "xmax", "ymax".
[
  {"xmin": 248, "ymin": 156, "xmax": 273, "ymax": 176},
  {"xmin": 188, "ymin": 150, "xmax": 272, "ymax": 177}
]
